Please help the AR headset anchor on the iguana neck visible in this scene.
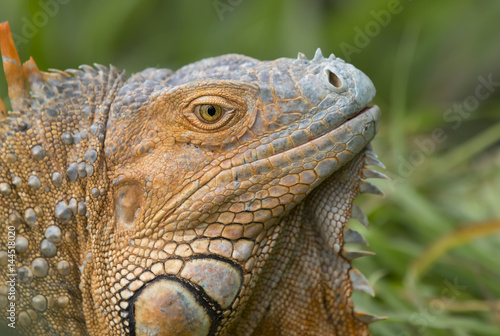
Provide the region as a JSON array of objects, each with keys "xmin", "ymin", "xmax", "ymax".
[{"xmin": 229, "ymin": 152, "xmax": 369, "ymax": 336}]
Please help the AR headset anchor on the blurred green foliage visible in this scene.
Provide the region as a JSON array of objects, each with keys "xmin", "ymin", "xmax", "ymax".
[{"xmin": 1, "ymin": 1, "xmax": 500, "ymax": 335}]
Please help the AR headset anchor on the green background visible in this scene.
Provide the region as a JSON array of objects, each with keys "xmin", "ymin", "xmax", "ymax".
[{"xmin": 1, "ymin": 1, "xmax": 500, "ymax": 335}]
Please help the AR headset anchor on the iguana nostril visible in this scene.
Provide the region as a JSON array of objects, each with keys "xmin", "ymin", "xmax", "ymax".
[
  {"xmin": 327, "ymin": 70, "xmax": 342, "ymax": 89},
  {"xmin": 324, "ymin": 68, "xmax": 345, "ymax": 92}
]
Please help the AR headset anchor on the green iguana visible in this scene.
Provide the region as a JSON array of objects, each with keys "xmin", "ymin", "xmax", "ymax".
[{"xmin": 0, "ymin": 22, "xmax": 386, "ymax": 336}]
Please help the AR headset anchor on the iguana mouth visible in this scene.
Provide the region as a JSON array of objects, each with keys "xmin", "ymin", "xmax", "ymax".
[
  {"xmin": 350, "ymin": 105, "xmax": 377, "ymax": 121},
  {"xmin": 325, "ymin": 104, "xmax": 380, "ymax": 137}
]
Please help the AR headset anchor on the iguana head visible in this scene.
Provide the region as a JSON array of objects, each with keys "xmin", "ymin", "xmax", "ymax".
[
  {"xmin": 97, "ymin": 49, "xmax": 379, "ymax": 335},
  {"xmin": 1, "ymin": 20, "xmax": 381, "ymax": 336}
]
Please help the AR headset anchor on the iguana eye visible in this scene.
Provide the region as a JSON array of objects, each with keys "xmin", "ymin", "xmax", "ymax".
[
  {"xmin": 183, "ymin": 97, "xmax": 238, "ymax": 132},
  {"xmin": 196, "ymin": 104, "xmax": 223, "ymax": 123}
]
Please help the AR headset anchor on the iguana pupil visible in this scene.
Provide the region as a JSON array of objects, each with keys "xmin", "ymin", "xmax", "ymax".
[
  {"xmin": 207, "ymin": 105, "xmax": 216, "ymax": 116},
  {"xmin": 199, "ymin": 103, "xmax": 222, "ymax": 123}
]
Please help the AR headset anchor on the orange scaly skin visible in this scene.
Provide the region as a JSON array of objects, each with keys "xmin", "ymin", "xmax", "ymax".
[{"xmin": 0, "ymin": 22, "xmax": 385, "ymax": 335}]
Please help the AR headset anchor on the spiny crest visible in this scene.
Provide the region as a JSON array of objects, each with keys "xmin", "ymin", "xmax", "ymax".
[
  {"xmin": 0, "ymin": 22, "xmax": 63, "ymax": 135},
  {"xmin": 341, "ymin": 147, "xmax": 388, "ymax": 261},
  {"xmin": 297, "ymin": 52, "xmax": 307, "ymax": 60},
  {"xmin": 0, "ymin": 22, "xmax": 120, "ymax": 124},
  {"xmin": 296, "ymin": 48, "xmax": 336, "ymax": 62},
  {"xmin": 0, "ymin": 21, "xmax": 27, "ymax": 136},
  {"xmin": 313, "ymin": 48, "xmax": 325, "ymax": 61},
  {"xmin": 339, "ymin": 147, "xmax": 389, "ymax": 325}
]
